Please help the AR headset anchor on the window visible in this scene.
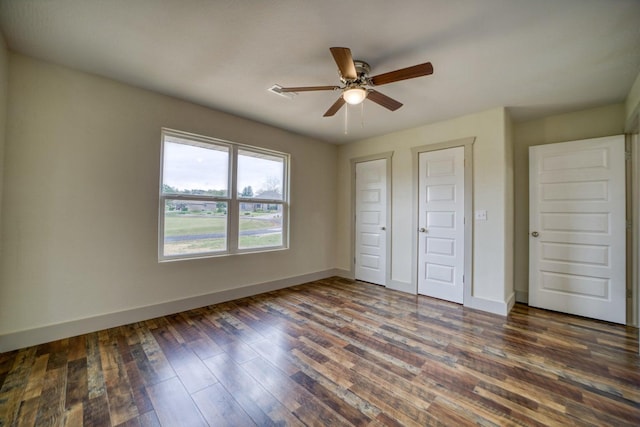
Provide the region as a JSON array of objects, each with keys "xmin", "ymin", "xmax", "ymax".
[{"xmin": 159, "ymin": 129, "xmax": 289, "ymax": 261}]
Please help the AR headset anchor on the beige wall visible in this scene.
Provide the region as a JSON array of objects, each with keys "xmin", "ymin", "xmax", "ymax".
[
  {"xmin": 0, "ymin": 54, "xmax": 338, "ymax": 344},
  {"xmin": 337, "ymin": 107, "xmax": 514, "ymax": 313},
  {"xmin": 626, "ymin": 71, "xmax": 640, "ymax": 129},
  {"xmin": 512, "ymin": 104, "xmax": 626, "ymax": 302}
]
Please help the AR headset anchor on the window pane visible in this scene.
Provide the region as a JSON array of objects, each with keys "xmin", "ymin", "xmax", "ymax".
[
  {"xmin": 237, "ymin": 149, "xmax": 284, "ymax": 200},
  {"xmin": 163, "ymin": 137, "xmax": 229, "ymax": 197},
  {"xmin": 238, "ymin": 203, "xmax": 283, "ymax": 249},
  {"xmin": 163, "ymin": 199, "xmax": 228, "ymax": 256}
]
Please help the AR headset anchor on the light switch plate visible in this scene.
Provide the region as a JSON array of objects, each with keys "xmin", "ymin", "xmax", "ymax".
[{"xmin": 475, "ymin": 210, "xmax": 487, "ymax": 221}]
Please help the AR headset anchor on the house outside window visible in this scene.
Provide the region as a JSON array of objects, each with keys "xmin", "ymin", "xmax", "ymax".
[{"xmin": 159, "ymin": 129, "xmax": 289, "ymax": 261}]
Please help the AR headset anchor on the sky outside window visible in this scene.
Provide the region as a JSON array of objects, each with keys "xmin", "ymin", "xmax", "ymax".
[{"xmin": 163, "ymin": 140, "xmax": 284, "ymax": 197}]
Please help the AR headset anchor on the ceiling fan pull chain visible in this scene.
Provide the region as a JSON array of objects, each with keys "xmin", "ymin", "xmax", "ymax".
[
  {"xmin": 360, "ymin": 102, "xmax": 365, "ymax": 128},
  {"xmin": 344, "ymin": 104, "xmax": 349, "ymax": 134}
]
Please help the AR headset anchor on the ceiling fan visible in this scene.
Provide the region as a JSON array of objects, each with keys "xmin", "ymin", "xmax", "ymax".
[{"xmin": 278, "ymin": 47, "xmax": 433, "ymax": 117}]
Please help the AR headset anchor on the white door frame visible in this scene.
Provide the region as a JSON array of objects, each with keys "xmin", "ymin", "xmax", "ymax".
[
  {"xmin": 350, "ymin": 152, "xmax": 393, "ymax": 285},
  {"xmin": 411, "ymin": 137, "xmax": 475, "ymax": 301},
  {"xmin": 631, "ymin": 132, "xmax": 639, "ymax": 329},
  {"xmin": 626, "ymin": 134, "xmax": 636, "ymax": 327}
]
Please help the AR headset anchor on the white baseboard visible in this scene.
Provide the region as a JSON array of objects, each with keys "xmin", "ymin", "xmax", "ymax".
[
  {"xmin": 386, "ymin": 280, "xmax": 416, "ymax": 294},
  {"xmin": 333, "ymin": 268, "xmax": 353, "ymax": 279},
  {"xmin": 506, "ymin": 292, "xmax": 516, "ymax": 313},
  {"xmin": 0, "ymin": 269, "xmax": 341, "ymax": 353},
  {"xmin": 466, "ymin": 292, "xmax": 515, "ymax": 316}
]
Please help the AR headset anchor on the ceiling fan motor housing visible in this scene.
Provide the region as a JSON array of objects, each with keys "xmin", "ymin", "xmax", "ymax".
[{"xmin": 341, "ymin": 60, "xmax": 371, "ymax": 86}]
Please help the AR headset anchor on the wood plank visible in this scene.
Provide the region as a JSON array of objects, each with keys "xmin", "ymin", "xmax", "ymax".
[
  {"xmin": 124, "ymin": 360, "xmax": 154, "ymax": 414},
  {"xmin": 186, "ymin": 336, "xmax": 223, "ymax": 360},
  {"xmin": 150, "ymin": 326, "xmax": 217, "ymax": 394},
  {"xmin": 85, "ymin": 333, "xmax": 106, "ymax": 400},
  {"xmin": 250, "ymin": 338, "xmax": 302, "ymax": 377},
  {"xmin": 98, "ymin": 330, "xmax": 139, "ymax": 425},
  {"xmin": 83, "ymin": 393, "xmax": 111, "ymax": 426},
  {"xmin": 192, "ymin": 382, "xmax": 256, "ymax": 426},
  {"xmin": 168, "ymin": 313, "xmax": 203, "ymax": 344},
  {"xmin": 290, "ymin": 370, "xmax": 371, "ymax": 426},
  {"xmin": 225, "ymin": 301, "xmax": 282, "ymax": 337},
  {"xmin": 135, "ymin": 327, "xmax": 175, "ymax": 385},
  {"xmin": 203, "ymin": 353, "xmax": 303, "ymax": 426},
  {"xmin": 63, "ymin": 403, "xmax": 83, "ymax": 427},
  {"xmin": 65, "ymin": 357, "xmax": 88, "ymax": 409},
  {"xmin": 42, "ymin": 339, "xmax": 69, "ymax": 371},
  {"xmin": 251, "ymin": 333, "xmax": 382, "ymax": 423},
  {"xmin": 242, "ymin": 357, "xmax": 350, "ymax": 426},
  {"xmin": 191, "ymin": 310, "xmax": 237, "ymax": 346},
  {"xmin": 219, "ymin": 339, "xmax": 260, "ymax": 365},
  {"xmin": 0, "ymin": 350, "xmax": 18, "ymax": 382},
  {"xmin": 34, "ymin": 367, "xmax": 66, "ymax": 426},
  {"xmin": 146, "ymin": 377, "xmax": 207, "ymax": 426},
  {"xmin": 67, "ymin": 335, "xmax": 87, "ymax": 362},
  {"xmin": 216, "ymin": 312, "xmax": 265, "ymax": 344},
  {"xmin": 22, "ymin": 354, "xmax": 49, "ymax": 400},
  {"xmin": 14, "ymin": 396, "xmax": 40, "ymax": 427},
  {"xmin": 0, "ymin": 348, "xmax": 37, "ymax": 423},
  {"xmin": 473, "ymin": 382, "xmax": 573, "ymax": 427},
  {"xmin": 343, "ymin": 344, "xmax": 418, "ymax": 380},
  {"xmin": 137, "ymin": 410, "xmax": 161, "ymax": 427}
]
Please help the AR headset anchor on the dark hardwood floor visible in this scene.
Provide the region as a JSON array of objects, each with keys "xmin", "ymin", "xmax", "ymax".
[{"xmin": 1, "ymin": 277, "xmax": 639, "ymax": 426}]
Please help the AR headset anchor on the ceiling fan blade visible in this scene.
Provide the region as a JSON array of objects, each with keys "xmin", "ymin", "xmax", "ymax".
[
  {"xmin": 323, "ymin": 97, "xmax": 346, "ymax": 117},
  {"xmin": 367, "ymin": 90, "xmax": 403, "ymax": 111},
  {"xmin": 370, "ymin": 62, "xmax": 433, "ymax": 86},
  {"xmin": 330, "ymin": 47, "xmax": 357, "ymax": 80},
  {"xmin": 279, "ymin": 85, "xmax": 340, "ymax": 92}
]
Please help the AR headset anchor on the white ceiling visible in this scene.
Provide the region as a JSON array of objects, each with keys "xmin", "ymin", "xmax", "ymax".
[{"xmin": 1, "ymin": 0, "xmax": 639, "ymax": 144}]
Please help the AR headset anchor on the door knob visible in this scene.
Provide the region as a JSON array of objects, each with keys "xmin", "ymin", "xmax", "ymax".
[
  {"xmin": 531, "ymin": 231, "xmax": 539, "ymax": 237},
  {"xmin": 419, "ymin": 227, "xmax": 427, "ymax": 233},
  {"xmin": 381, "ymin": 226, "xmax": 386, "ymax": 231}
]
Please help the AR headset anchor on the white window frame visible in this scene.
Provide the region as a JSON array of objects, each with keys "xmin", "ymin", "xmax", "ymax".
[{"xmin": 159, "ymin": 128, "xmax": 289, "ymax": 261}]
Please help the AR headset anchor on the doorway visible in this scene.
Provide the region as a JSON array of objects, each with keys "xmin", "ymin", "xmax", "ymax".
[
  {"xmin": 529, "ymin": 135, "xmax": 626, "ymax": 323},
  {"xmin": 417, "ymin": 146, "xmax": 465, "ymax": 303},
  {"xmin": 354, "ymin": 157, "xmax": 389, "ymax": 285}
]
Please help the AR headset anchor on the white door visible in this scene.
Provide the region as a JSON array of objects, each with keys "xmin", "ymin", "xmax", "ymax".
[
  {"xmin": 355, "ymin": 159, "xmax": 387, "ymax": 285},
  {"xmin": 529, "ymin": 135, "xmax": 626, "ymax": 324},
  {"xmin": 418, "ymin": 147, "xmax": 465, "ymax": 303}
]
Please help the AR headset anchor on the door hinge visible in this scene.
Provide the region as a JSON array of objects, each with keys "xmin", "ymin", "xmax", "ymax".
[
  {"xmin": 627, "ymin": 220, "xmax": 632, "ymax": 230},
  {"xmin": 627, "ymin": 289, "xmax": 633, "ymax": 298},
  {"xmin": 625, "ymin": 150, "xmax": 632, "ymax": 161},
  {"xmin": 462, "ymin": 274, "xmax": 465, "ymax": 284}
]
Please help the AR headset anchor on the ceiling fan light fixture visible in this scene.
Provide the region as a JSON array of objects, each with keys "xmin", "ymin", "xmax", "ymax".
[{"xmin": 343, "ymin": 87, "xmax": 367, "ymax": 105}]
